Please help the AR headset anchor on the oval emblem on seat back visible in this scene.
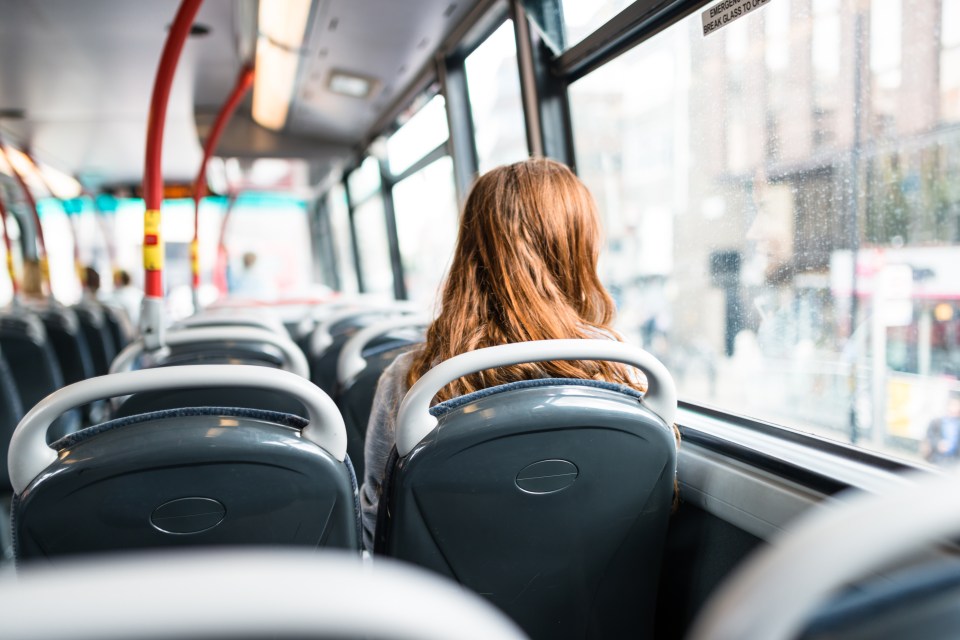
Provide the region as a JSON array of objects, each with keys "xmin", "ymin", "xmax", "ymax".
[
  {"xmin": 150, "ymin": 497, "xmax": 226, "ymax": 535},
  {"xmin": 515, "ymin": 459, "xmax": 579, "ymax": 494}
]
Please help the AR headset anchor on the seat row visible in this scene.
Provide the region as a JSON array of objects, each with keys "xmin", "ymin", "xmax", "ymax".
[{"xmin": 6, "ymin": 299, "xmax": 678, "ymax": 640}]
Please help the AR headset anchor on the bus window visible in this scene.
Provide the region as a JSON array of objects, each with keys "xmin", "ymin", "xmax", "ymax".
[
  {"xmin": 392, "ymin": 156, "xmax": 458, "ymax": 306},
  {"xmin": 352, "ymin": 198, "xmax": 393, "ymax": 298},
  {"xmin": 347, "ymin": 156, "xmax": 394, "ymax": 297},
  {"xmin": 944, "ymin": 0, "xmax": 960, "ymax": 121},
  {"xmin": 465, "ymin": 20, "xmax": 528, "ymax": 173},
  {"xmin": 327, "ymin": 183, "xmax": 359, "ymax": 295},
  {"xmin": 568, "ymin": 0, "xmax": 960, "ymax": 464},
  {"xmin": 387, "ymin": 94, "xmax": 449, "ymax": 176}
]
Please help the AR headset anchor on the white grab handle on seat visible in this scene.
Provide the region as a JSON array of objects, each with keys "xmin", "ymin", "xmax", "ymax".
[
  {"xmin": 309, "ymin": 302, "xmax": 422, "ymax": 357},
  {"xmin": 1, "ymin": 550, "xmax": 529, "ymax": 640},
  {"xmin": 8, "ymin": 364, "xmax": 346, "ymax": 494},
  {"xmin": 687, "ymin": 469, "xmax": 960, "ymax": 640},
  {"xmin": 337, "ymin": 315, "xmax": 431, "ymax": 388},
  {"xmin": 174, "ymin": 311, "xmax": 287, "ymax": 336},
  {"xmin": 395, "ymin": 339, "xmax": 677, "ymax": 457},
  {"xmin": 110, "ymin": 326, "xmax": 309, "ymax": 379}
]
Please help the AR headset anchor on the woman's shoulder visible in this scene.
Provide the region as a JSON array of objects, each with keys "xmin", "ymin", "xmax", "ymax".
[{"xmin": 378, "ymin": 346, "xmax": 424, "ymax": 391}]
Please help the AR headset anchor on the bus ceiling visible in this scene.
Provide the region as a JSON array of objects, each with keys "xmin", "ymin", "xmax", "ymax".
[{"xmin": 0, "ymin": 0, "xmax": 480, "ymax": 188}]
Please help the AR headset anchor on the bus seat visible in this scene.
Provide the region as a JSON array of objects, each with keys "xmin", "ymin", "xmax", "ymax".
[
  {"xmin": 0, "ymin": 310, "xmax": 80, "ymax": 445},
  {"xmin": 335, "ymin": 316, "xmax": 428, "ymax": 479},
  {"xmin": 0, "ymin": 345, "xmax": 24, "ymax": 494},
  {"xmin": 378, "ymin": 340, "xmax": 678, "ymax": 640},
  {"xmin": 10, "ymin": 365, "xmax": 360, "ymax": 560},
  {"xmin": 39, "ymin": 306, "xmax": 109, "ymax": 423},
  {"xmin": 101, "ymin": 303, "xmax": 133, "ymax": 351},
  {"xmin": 73, "ymin": 302, "xmax": 117, "ymax": 376},
  {"xmin": 39, "ymin": 306, "xmax": 95, "ymax": 385},
  {"xmin": 110, "ymin": 326, "xmax": 312, "ymax": 418},
  {"xmin": 308, "ymin": 305, "xmax": 422, "ymax": 395}
]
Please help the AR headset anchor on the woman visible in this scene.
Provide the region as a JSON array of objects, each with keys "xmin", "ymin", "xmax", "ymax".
[{"xmin": 360, "ymin": 157, "xmax": 676, "ymax": 550}]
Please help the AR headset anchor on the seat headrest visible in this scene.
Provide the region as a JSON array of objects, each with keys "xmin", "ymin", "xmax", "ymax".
[
  {"xmin": 429, "ymin": 377, "xmax": 644, "ymax": 418},
  {"xmin": 51, "ymin": 406, "xmax": 309, "ymax": 450}
]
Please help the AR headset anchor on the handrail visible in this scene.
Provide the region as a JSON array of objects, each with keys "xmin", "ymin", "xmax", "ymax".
[
  {"xmin": 1, "ymin": 551, "xmax": 529, "ymax": 640},
  {"xmin": 395, "ymin": 339, "xmax": 677, "ymax": 457},
  {"xmin": 191, "ymin": 65, "xmax": 254, "ymax": 310},
  {"xmin": 141, "ymin": 0, "xmax": 204, "ymax": 348},
  {"xmin": 337, "ymin": 314, "xmax": 431, "ymax": 388},
  {"xmin": 8, "ymin": 364, "xmax": 346, "ymax": 494},
  {"xmin": 110, "ymin": 325, "xmax": 309, "ymax": 379}
]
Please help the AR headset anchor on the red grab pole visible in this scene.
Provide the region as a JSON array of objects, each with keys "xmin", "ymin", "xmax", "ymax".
[
  {"xmin": 191, "ymin": 64, "xmax": 254, "ymax": 307},
  {"xmin": 141, "ymin": 0, "xmax": 203, "ymax": 346}
]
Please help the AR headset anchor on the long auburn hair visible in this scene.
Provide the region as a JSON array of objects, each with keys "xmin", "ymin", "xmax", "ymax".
[{"xmin": 407, "ymin": 158, "xmax": 644, "ymax": 401}]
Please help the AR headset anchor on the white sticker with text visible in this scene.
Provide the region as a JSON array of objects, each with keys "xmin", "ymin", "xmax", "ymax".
[{"xmin": 702, "ymin": 0, "xmax": 772, "ymax": 36}]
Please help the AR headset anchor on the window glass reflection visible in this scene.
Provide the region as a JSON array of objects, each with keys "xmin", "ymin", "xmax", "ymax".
[
  {"xmin": 387, "ymin": 94, "xmax": 449, "ymax": 176},
  {"xmin": 327, "ymin": 183, "xmax": 358, "ymax": 294},
  {"xmin": 352, "ymin": 195, "xmax": 394, "ymax": 297},
  {"xmin": 392, "ymin": 156, "xmax": 458, "ymax": 306},
  {"xmin": 569, "ymin": 0, "xmax": 960, "ymax": 465},
  {"xmin": 466, "ymin": 20, "xmax": 528, "ymax": 173}
]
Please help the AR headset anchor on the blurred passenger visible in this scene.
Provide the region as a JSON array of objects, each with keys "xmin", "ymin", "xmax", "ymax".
[
  {"xmin": 111, "ymin": 269, "xmax": 142, "ymax": 326},
  {"xmin": 82, "ymin": 266, "xmax": 101, "ymax": 302},
  {"xmin": 921, "ymin": 391, "xmax": 960, "ymax": 465},
  {"xmin": 232, "ymin": 251, "xmax": 270, "ymax": 298},
  {"xmin": 359, "ymin": 157, "xmax": 680, "ymax": 551}
]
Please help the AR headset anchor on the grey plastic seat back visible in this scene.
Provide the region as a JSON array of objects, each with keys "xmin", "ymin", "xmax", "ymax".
[
  {"xmin": 309, "ymin": 308, "xmax": 421, "ymax": 395},
  {"xmin": 101, "ymin": 305, "xmax": 131, "ymax": 352},
  {"xmin": 39, "ymin": 307, "xmax": 95, "ymax": 385},
  {"xmin": 336, "ymin": 330, "xmax": 424, "ymax": 479},
  {"xmin": 378, "ymin": 379, "xmax": 677, "ymax": 640},
  {"xmin": 0, "ymin": 346, "xmax": 24, "ymax": 493},
  {"xmin": 73, "ymin": 302, "xmax": 117, "ymax": 376},
  {"xmin": 0, "ymin": 310, "xmax": 80, "ymax": 445},
  {"xmin": 112, "ymin": 331, "xmax": 310, "ymax": 418},
  {"xmin": 14, "ymin": 407, "xmax": 360, "ymax": 559}
]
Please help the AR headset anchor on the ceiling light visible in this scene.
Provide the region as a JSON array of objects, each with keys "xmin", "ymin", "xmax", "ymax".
[
  {"xmin": 329, "ymin": 71, "xmax": 376, "ymax": 98},
  {"xmin": 252, "ymin": 0, "xmax": 312, "ymax": 131}
]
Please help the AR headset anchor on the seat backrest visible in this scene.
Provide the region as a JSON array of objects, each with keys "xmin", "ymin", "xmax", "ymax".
[
  {"xmin": 110, "ymin": 328, "xmax": 311, "ymax": 417},
  {"xmin": 333, "ymin": 316, "xmax": 428, "ymax": 479},
  {"xmin": 40, "ymin": 306, "xmax": 96, "ymax": 385},
  {"xmin": 308, "ymin": 307, "xmax": 422, "ymax": 395},
  {"xmin": 101, "ymin": 304, "xmax": 132, "ymax": 352},
  {"xmin": 73, "ymin": 302, "xmax": 117, "ymax": 376},
  {"xmin": 0, "ymin": 345, "xmax": 24, "ymax": 493},
  {"xmin": 380, "ymin": 381, "xmax": 676, "ymax": 639},
  {"xmin": 11, "ymin": 365, "xmax": 360, "ymax": 560},
  {"xmin": 378, "ymin": 340, "xmax": 678, "ymax": 640},
  {"xmin": 0, "ymin": 310, "xmax": 80, "ymax": 445}
]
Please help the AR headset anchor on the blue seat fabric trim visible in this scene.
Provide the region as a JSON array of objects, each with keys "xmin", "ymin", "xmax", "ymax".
[
  {"xmin": 51, "ymin": 407, "xmax": 310, "ymax": 450},
  {"xmin": 429, "ymin": 377, "xmax": 644, "ymax": 417}
]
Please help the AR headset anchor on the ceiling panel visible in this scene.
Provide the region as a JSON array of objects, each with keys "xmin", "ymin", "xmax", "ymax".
[
  {"xmin": 287, "ymin": 0, "xmax": 475, "ymax": 141},
  {"xmin": 0, "ymin": 0, "xmax": 243, "ymax": 185}
]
